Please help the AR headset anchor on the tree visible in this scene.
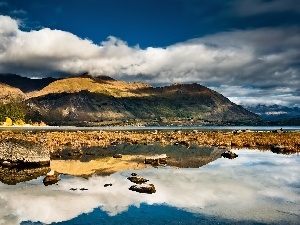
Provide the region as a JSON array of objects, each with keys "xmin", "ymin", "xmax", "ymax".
[
  {"xmin": 0, "ymin": 100, "xmax": 27, "ymax": 123},
  {"xmin": 5, "ymin": 117, "xmax": 12, "ymax": 126}
]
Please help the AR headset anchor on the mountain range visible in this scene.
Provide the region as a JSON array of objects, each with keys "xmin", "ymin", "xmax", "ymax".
[{"xmin": 0, "ymin": 73, "xmax": 262, "ymax": 126}]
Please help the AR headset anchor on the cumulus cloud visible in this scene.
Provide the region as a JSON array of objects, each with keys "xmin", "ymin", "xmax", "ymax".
[
  {"xmin": 0, "ymin": 150, "xmax": 299, "ymax": 224},
  {"xmin": 0, "ymin": 15, "xmax": 299, "ymax": 106}
]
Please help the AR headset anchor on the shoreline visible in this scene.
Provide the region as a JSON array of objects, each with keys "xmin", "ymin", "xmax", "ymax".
[{"xmin": 0, "ymin": 129, "xmax": 299, "ymax": 153}]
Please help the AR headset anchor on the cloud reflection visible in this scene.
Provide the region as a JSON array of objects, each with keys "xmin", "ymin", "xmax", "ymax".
[{"xmin": 0, "ymin": 150, "xmax": 299, "ymax": 224}]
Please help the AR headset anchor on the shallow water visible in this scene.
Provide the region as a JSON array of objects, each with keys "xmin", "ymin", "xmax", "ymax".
[
  {"xmin": 0, "ymin": 148, "xmax": 299, "ymax": 225},
  {"xmin": 1, "ymin": 125, "xmax": 300, "ymax": 132}
]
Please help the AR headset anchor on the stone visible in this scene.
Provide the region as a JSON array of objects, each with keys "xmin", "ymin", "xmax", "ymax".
[
  {"xmin": 104, "ymin": 183, "xmax": 112, "ymax": 187},
  {"xmin": 0, "ymin": 138, "xmax": 50, "ymax": 167},
  {"xmin": 129, "ymin": 184, "xmax": 156, "ymax": 194},
  {"xmin": 113, "ymin": 154, "xmax": 122, "ymax": 158}
]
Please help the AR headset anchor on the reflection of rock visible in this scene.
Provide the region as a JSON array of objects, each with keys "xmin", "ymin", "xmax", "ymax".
[
  {"xmin": 221, "ymin": 151, "xmax": 238, "ymax": 159},
  {"xmin": 144, "ymin": 154, "xmax": 167, "ymax": 166},
  {"xmin": 270, "ymin": 145, "xmax": 292, "ymax": 154},
  {"xmin": 43, "ymin": 170, "xmax": 60, "ymax": 186},
  {"xmin": 67, "ymin": 150, "xmax": 83, "ymax": 157},
  {"xmin": 129, "ymin": 184, "xmax": 156, "ymax": 194},
  {"xmin": 113, "ymin": 154, "xmax": 122, "ymax": 158},
  {"xmin": 0, "ymin": 166, "xmax": 51, "ymax": 185},
  {"xmin": 0, "ymin": 138, "xmax": 50, "ymax": 167},
  {"xmin": 127, "ymin": 176, "xmax": 149, "ymax": 184}
]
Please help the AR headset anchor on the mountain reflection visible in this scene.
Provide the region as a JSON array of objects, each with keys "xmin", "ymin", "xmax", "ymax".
[
  {"xmin": 0, "ymin": 149, "xmax": 299, "ymax": 225},
  {"xmin": 50, "ymin": 144, "xmax": 223, "ymax": 176}
]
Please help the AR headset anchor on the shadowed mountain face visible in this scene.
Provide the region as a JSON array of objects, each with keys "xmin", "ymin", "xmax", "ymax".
[
  {"xmin": 0, "ymin": 74, "xmax": 261, "ymax": 125},
  {"xmin": 0, "ymin": 74, "xmax": 57, "ymax": 93}
]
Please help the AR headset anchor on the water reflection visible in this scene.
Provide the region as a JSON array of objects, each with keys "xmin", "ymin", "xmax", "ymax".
[
  {"xmin": 0, "ymin": 148, "xmax": 299, "ymax": 225},
  {"xmin": 50, "ymin": 144, "xmax": 223, "ymax": 176}
]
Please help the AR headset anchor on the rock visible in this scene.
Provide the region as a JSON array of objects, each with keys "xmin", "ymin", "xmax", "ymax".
[
  {"xmin": 0, "ymin": 166, "xmax": 51, "ymax": 185},
  {"xmin": 43, "ymin": 170, "xmax": 60, "ymax": 186},
  {"xmin": 104, "ymin": 183, "xmax": 112, "ymax": 187},
  {"xmin": 113, "ymin": 154, "xmax": 122, "ymax": 158},
  {"xmin": 144, "ymin": 154, "xmax": 167, "ymax": 166},
  {"xmin": 0, "ymin": 138, "xmax": 50, "ymax": 167},
  {"xmin": 67, "ymin": 150, "xmax": 83, "ymax": 157},
  {"xmin": 127, "ymin": 176, "xmax": 149, "ymax": 184},
  {"xmin": 80, "ymin": 188, "xmax": 88, "ymax": 191},
  {"xmin": 129, "ymin": 184, "xmax": 156, "ymax": 194},
  {"xmin": 131, "ymin": 173, "xmax": 137, "ymax": 176},
  {"xmin": 221, "ymin": 150, "xmax": 238, "ymax": 159},
  {"xmin": 70, "ymin": 188, "xmax": 77, "ymax": 191},
  {"xmin": 233, "ymin": 130, "xmax": 243, "ymax": 134}
]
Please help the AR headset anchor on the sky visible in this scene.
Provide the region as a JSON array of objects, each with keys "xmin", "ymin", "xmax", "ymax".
[{"xmin": 0, "ymin": 0, "xmax": 300, "ymax": 107}]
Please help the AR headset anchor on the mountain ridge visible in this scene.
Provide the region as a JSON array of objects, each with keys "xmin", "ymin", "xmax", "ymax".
[{"xmin": 0, "ymin": 73, "xmax": 262, "ymax": 125}]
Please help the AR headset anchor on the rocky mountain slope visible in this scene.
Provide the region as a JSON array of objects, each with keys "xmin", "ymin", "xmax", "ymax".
[
  {"xmin": 0, "ymin": 74, "xmax": 262, "ymax": 125},
  {"xmin": 0, "ymin": 83, "xmax": 25, "ymax": 104}
]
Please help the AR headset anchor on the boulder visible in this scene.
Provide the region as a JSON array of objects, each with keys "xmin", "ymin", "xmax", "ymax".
[
  {"xmin": 43, "ymin": 170, "xmax": 60, "ymax": 186},
  {"xmin": 0, "ymin": 138, "xmax": 50, "ymax": 167},
  {"xmin": 129, "ymin": 184, "xmax": 156, "ymax": 194}
]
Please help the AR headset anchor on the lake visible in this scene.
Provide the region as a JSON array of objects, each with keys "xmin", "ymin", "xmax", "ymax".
[
  {"xmin": 0, "ymin": 145, "xmax": 299, "ymax": 225},
  {"xmin": 1, "ymin": 125, "xmax": 300, "ymax": 132}
]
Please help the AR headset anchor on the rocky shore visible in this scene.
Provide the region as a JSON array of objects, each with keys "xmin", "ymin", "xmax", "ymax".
[
  {"xmin": 0, "ymin": 130, "xmax": 299, "ymax": 154},
  {"xmin": 0, "ymin": 138, "xmax": 50, "ymax": 167}
]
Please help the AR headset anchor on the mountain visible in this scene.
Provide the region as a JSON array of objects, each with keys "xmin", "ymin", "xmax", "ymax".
[
  {"xmin": 245, "ymin": 104, "xmax": 300, "ymax": 120},
  {"xmin": 0, "ymin": 74, "xmax": 262, "ymax": 125},
  {"xmin": 245, "ymin": 104, "xmax": 300, "ymax": 126},
  {"xmin": 0, "ymin": 83, "xmax": 25, "ymax": 104},
  {"xmin": 0, "ymin": 73, "xmax": 57, "ymax": 93}
]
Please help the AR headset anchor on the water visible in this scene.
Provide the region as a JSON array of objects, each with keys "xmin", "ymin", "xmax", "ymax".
[
  {"xmin": 0, "ymin": 148, "xmax": 299, "ymax": 225},
  {"xmin": 1, "ymin": 125, "xmax": 300, "ymax": 132}
]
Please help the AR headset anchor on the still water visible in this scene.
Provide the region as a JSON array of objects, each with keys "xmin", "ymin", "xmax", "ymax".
[{"xmin": 0, "ymin": 146, "xmax": 299, "ymax": 225}]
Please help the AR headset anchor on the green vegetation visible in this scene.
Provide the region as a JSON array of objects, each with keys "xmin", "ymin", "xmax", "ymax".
[{"xmin": 0, "ymin": 100, "xmax": 27, "ymax": 124}]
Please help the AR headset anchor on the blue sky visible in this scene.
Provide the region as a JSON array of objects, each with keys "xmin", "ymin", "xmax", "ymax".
[{"xmin": 0, "ymin": 0, "xmax": 300, "ymax": 106}]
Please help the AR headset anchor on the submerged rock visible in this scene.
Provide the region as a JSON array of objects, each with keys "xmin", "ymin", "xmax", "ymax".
[
  {"xmin": 127, "ymin": 176, "xmax": 149, "ymax": 184},
  {"xmin": 0, "ymin": 138, "xmax": 50, "ymax": 167},
  {"xmin": 221, "ymin": 150, "xmax": 238, "ymax": 159},
  {"xmin": 129, "ymin": 184, "xmax": 156, "ymax": 194}
]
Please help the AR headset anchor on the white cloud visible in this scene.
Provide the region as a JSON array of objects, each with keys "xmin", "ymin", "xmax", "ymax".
[{"xmin": 0, "ymin": 16, "xmax": 299, "ymax": 106}]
